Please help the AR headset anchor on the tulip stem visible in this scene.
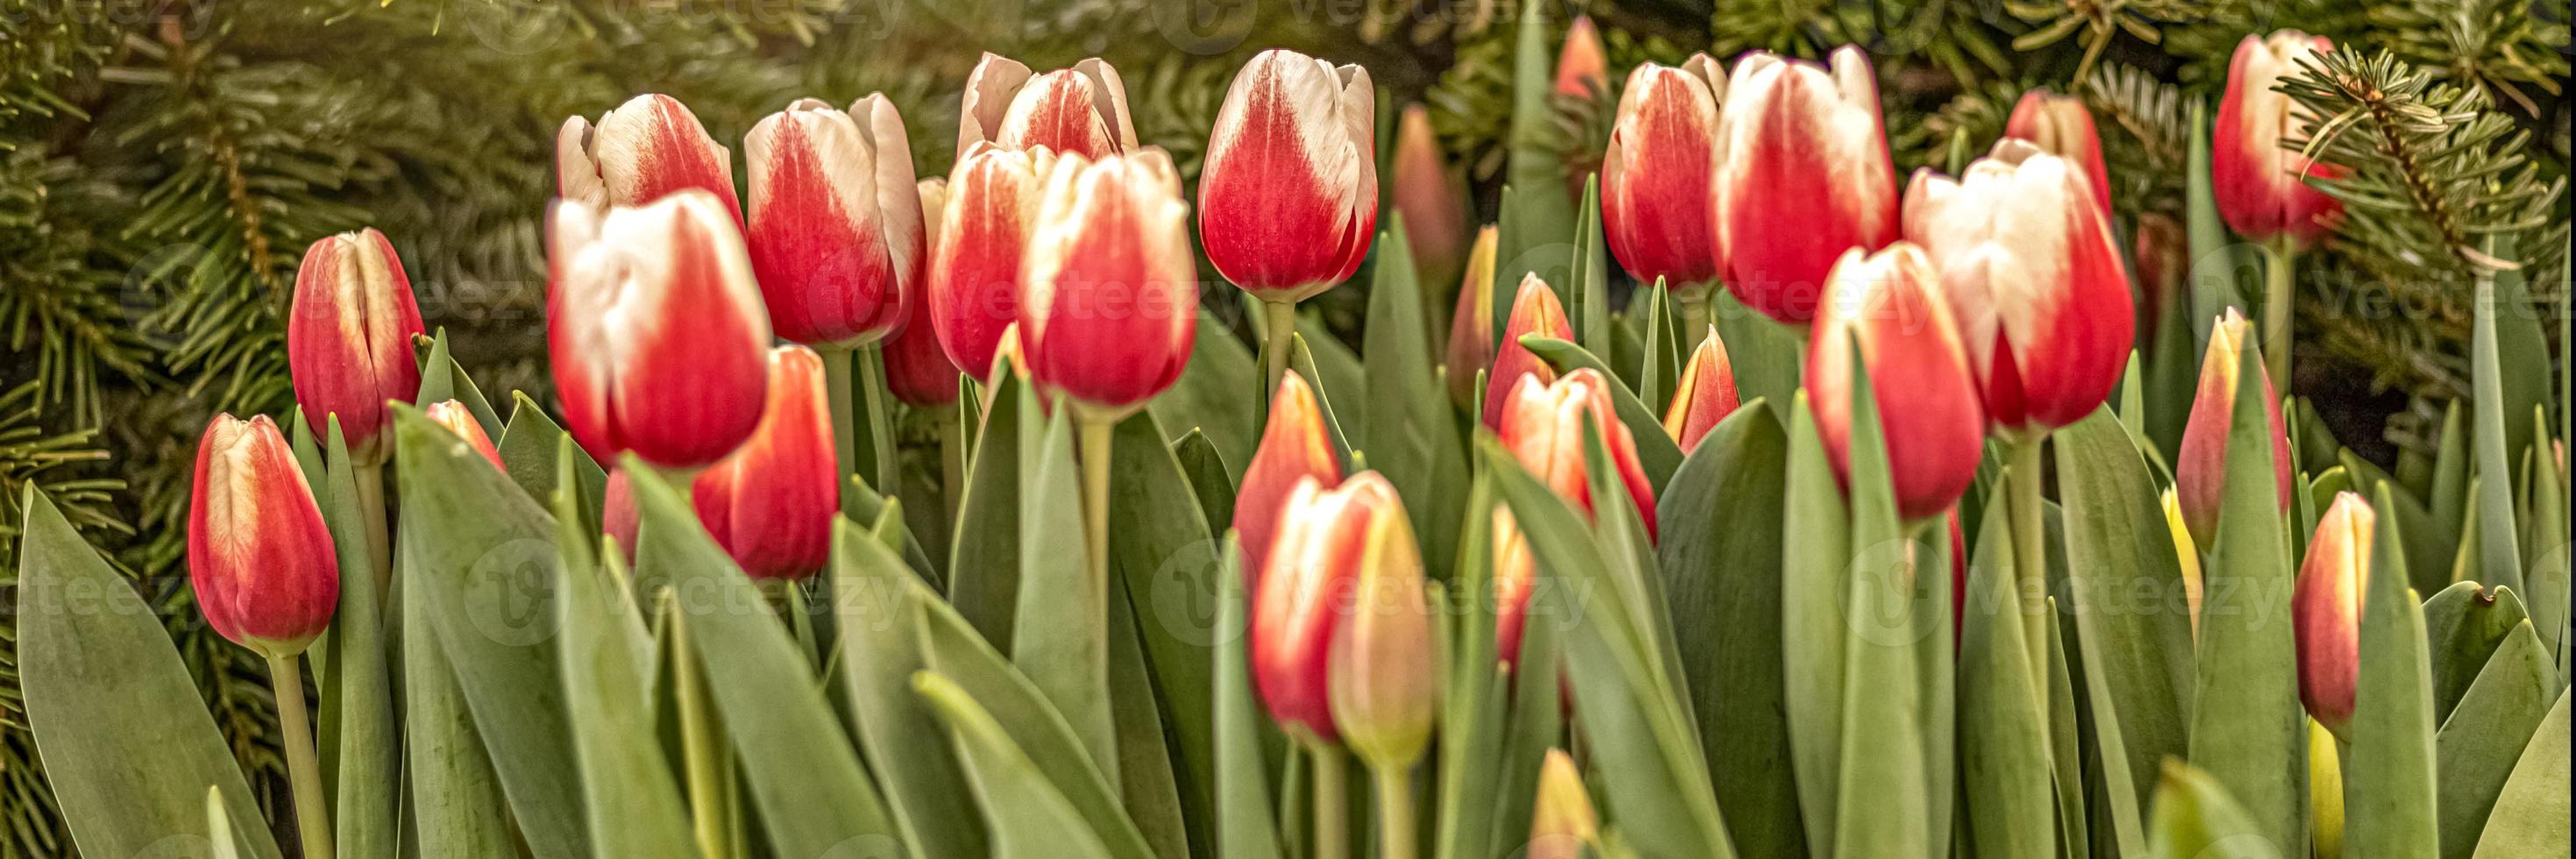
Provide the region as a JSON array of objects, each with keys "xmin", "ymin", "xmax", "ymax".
[
  {"xmin": 939, "ymin": 413, "xmax": 965, "ymax": 522},
  {"xmin": 1372, "ymin": 763, "xmax": 1417, "ymax": 859},
  {"xmin": 267, "ymin": 652, "xmax": 335, "ymax": 859},
  {"xmin": 2263, "ymin": 238, "xmax": 2296, "ymax": 393},
  {"xmin": 1310, "ymin": 742, "xmax": 1349, "ymax": 859},
  {"xmin": 671, "ymin": 609, "xmax": 734, "ymax": 859},
  {"xmin": 821, "ymin": 346, "xmax": 861, "ymax": 516},
  {"xmin": 354, "ymin": 463, "xmax": 391, "ymax": 603},
  {"xmin": 858, "ymin": 344, "xmax": 901, "ymax": 499},
  {"xmin": 1077, "ymin": 417, "xmax": 1115, "ymax": 611},
  {"xmin": 1260, "ymin": 299, "xmax": 1297, "ymax": 396},
  {"xmin": 2006, "ymin": 434, "xmax": 2049, "ymax": 676}
]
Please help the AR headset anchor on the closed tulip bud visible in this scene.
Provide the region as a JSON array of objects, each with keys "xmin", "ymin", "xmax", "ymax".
[
  {"xmin": 603, "ymin": 469, "xmax": 639, "ymax": 559},
  {"xmin": 1806, "ymin": 244, "xmax": 1986, "ymax": 522},
  {"xmin": 2004, "ymin": 89, "xmax": 2112, "ymax": 217},
  {"xmin": 1553, "ymin": 16, "xmax": 1607, "ymax": 98},
  {"xmin": 744, "ymin": 96, "xmax": 925, "ymax": 347},
  {"xmin": 958, "ymin": 53, "xmax": 1138, "ymax": 160},
  {"xmin": 1663, "ymin": 325, "xmax": 1741, "ymax": 451},
  {"xmin": 1199, "ymin": 49, "xmax": 1377, "ymax": 302},
  {"xmin": 884, "ymin": 178, "xmax": 962, "ymax": 407},
  {"xmin": 1237, "ymin": 371, "xmax": 1342, "ymax": 585},
  {"xmin": 1482, "ymin": 273, "xmax": 1571, "ymax": 430},
  {"xmin": 693, "ymin": 345, "xmax": 839, "ymax": 579},
  {"xmin": 1391, "ymin": 104, "xmax": 1470, "ymax": 291},
  {"xmin": 2163, "ymin": 487, "xmax": 2204, "ymax": 638},
  {"xmin": 1905, "ymin": 139, "xmax": 2134, "ymax": 432},
  {"xmin": 1327, "ymin": 503, "xmax": 1438, "ymax": 770},
  {"xmin": 2133, "ymin": 213, "xmax": 2188, "ymax": 345},
  {"xmin": 1602, "ymin": 54, "xmax": 1727, "ymax": 290},
  {"xmin": 1526, "ymin": 749, "xmax": 1599, "ymax": 859},
  {"xmin": 287, "ymin": 228, "xmax": 425, "ymax": 465},
  {"xmin": 548, "ymin": 190, "xmax": 773, "ymax": 469},
  {"xmin": 1018, "ymin": 150, "xmax": 1197, "ymax": 418},
  {"xmin": 424, "ymin": 400, "xmax": 502, "ymax": 471},
  {"xmin": 2214, "ymin": 32, "xmax": 2343, "ymax": 247},
  {"xmin": 1714, "ymin": 46, "xmax": 1900, "ymax": 324},
  {"xmin": 2174, "ymin": 308, "xmax": 2293, "ymax": 545},
  {"xmin": 1253, "ymin": 472, "xmax": 1405, "ymax": 742},
  {"xmin": 1444, "ymin": 226, "xmax": 1501, "ymax": 408},
  {"xmin": 931, "ymin": 143, "xmax": 1059, "ymax": 380},
  {"xmin": 188, "ymin": 415, "xmax": 339, "ymax": 658},
  {"xmin": 1491, "ymin": 507, "xmax": 1539, "ymax": 663},
  {"xmin": 1499, "ymin": 368, "xmax": 1657, "ymax": 539},
  {"xmin": 2294, "ymin": 492, "xmax": 2373, "ymax": 738},
  {"xmin": 557, "ymin": 94, "xmax": 740, "ymax": 218}
]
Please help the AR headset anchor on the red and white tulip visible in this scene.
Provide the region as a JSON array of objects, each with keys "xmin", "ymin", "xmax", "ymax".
[
  {"xmin": 1806, "ymin": 244, "xmax": 1986, "ymax": 522},
  {"xmin": 1492, "ymin": 367, "xmax": 1659, "ymax": 663},
  {"xmin": 743, "ymin": 96, "xmax": 925, "ymax": 347},
  {"xmin": 1198, "ymin": 49, "xmax": 1377, "ymax": 302},
  {"xmin": 557, "ymin": 93, "xmax": 740, "ymax": 218},
  {"xmin": 286, "ymin": 228, "xmax": 425, "ymax": 465},
  {"xmin": 1253, "ymin": 472, "xmax": 1406, "ymax": 742},
  {"xmin": 1018, "ymin": 150, "xmax": 1198, "ymax": 418},
  {"xmin": 1237, "ymin": 370, "xmax": 1342, "ymax": 585},
  {"xmin": 1662, "ymin": 326, "xmax": 1740, "ymax": 452},
  {"xmin": 958, "ymin": 53, "xmax": 1138, "ymax": 160},
  {"xmin": 189, "ymin": 414, "xmax": 339, "ymax": 658},
  {"xmin": 693, "ymin": 345, "xmax": 840, "ymax": 579},
  {"xmin": 884, "ymin": 177, "xmax": 962, "ymax": 407},
  {"xmin": 2003, "ymin": 89, "xmax": 2112, "ymax": 217},
  {"xmin": 2295, "ymin": 491, "xmax": 2374, "ymax": 738},
  {"xmin": 2214, "ymin": 32, "xmax": 2343, "ymax": 247},
  {"xmin": 930, "ymin": 144, "xmax": 1060, "ymax": 380},
  {"xmin": 1482, "ymin": 273, "xmax": 1571, "ymax": 430},
  {"xmin": 1603, "ymin": 54, "xmax": 1726, "ymax": 289},
  {"xmin": 1714, "ymin": 47, "xmax": 1900, "ymax": 324},
  {"xmin": 424, "ymin": 399, "xmax": 503, "ymax": 471}
]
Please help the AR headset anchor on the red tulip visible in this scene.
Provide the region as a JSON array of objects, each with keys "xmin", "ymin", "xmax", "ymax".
[
  {"xmin": 2214, "ymin": 32, "xmax": 2343, "ymax": 247},
  {"xmin": 286, "ymin": 228, "xmax": 425, "ymax": 465},
  {"xmin": 930, "ymin": 143, "xmax": 1059, "ymax": 380},
  {"xmin": 603, "ymin": 469, "xmax": 638, "ymax": 559},
  {"xmin": 693, "ymin": 345, "xmax": 839, "ymax": 579},
  {"xmin": 1806, "ymin": 244, "xmax": 1986, "ymax": 522},
  {"xmin": 188, "ymin": 414, "xmax": 338, "ymax": 657},
  {"xmin": 1236, "ymin": 370, "xmax": 1342, "ymax": 585},
  {"xmin": 1253, "ymin": 472, "xmax": 1405, "ymax": 742},
  {"xmin": 884, "ymin": 178, "xmax": 962, "ymax": 407},
  {"xmin": 1444, "ymin": 227, "xmax": 1501, "ymax": 408},
  {"xmin": 1491, "ymin": 507, "xmax": 1541, "ymax": 665},
  {"xmin": 2174, "ymin": 309, "xmax": 2293, "ymax": 545},
  {"xmin": 557, "ymin": 93, "xmax": 740, "ymax": 219},
  {"xmin": 1497, "ymin": 368, "xmax": 1657, "ymax": 540},
  {"xmin": 1904, "ymin": 139, "xmax": 2134, "ymax": 432},
  {"xmin": 1198, "ymin": 49, "xmax": 1377, "ymax": 302},
  {"xmin": 2133, "ymin": 213, "xmax": 2187, "ymax": 346},
  {"xmin": 958, "ymin": 53, "xmax": 1137, "ymax": 160},
  {"xmin": 1714, "ymin": 47, "xmax": 1900, "ymax": 324},
  {"xmin": 1391, "ymin": 104, "xmax": 1470, "ymax": 291},
  {"xmin": 744, "ymin": 96, "xmax": 926, "ymax": 347},
  {"xmin": 2003, "ymin": 89, "xmax": 2112, "ymax": 217},
  {"xmin": 1018, "ymin": 150, "xmax": 1197, "ymax": 417},
  {"xmin": 547, "ymin": 190, "xmax": 772, "ymax": 469},
  {"xmin": 1662, "ymin": 326, "xmax": 1740, "ymax": 451},
  {"xmin": 2295, "ymin": 491, "xmax": 2373, "ymax": 738},
  {"xmin": 1553, "ymin": 16, "xmax": 1608, "ymax": 98},
  {"xmin": 1481, "ymin": 273, "xmax": 1571, "ymax": 430},
  {"xmin": 1603, "ymin": 54, "xmax": 1726, "ymax": 289},
  {"xmin": 424, "ymin": 399, "xmax": 502, "ymax": 471}
]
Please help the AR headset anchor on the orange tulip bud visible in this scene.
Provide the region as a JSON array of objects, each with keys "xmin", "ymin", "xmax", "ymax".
[
  {"xmin": 188, "ymin": 415, "xmax": 339, "ymax": 657},
  {"xmin": 1806, "ymin": 244, "xmax": 1986, "ymax": 522},
  {"xmin": 1494, "ymin": 368, "xmax": 1659, "ymax": 664},
  {"xmin": 1553, "ymin": 16, "xmax": 1607, "ymax": 98},
  {"xmin": 2294, "ymin": 492, "xmax": 2373, "ymax": 738},
  {"xmin": 1482, "ymin": 273, "xmax": 1571, "ymax": 430},
  {"xmin": 1237, "ymin": 371, "xmax": 1342, "ymax": 586},
  {"xmin": 2174, "ymin": 308, "xmax": 2293, "ymax": 546},
  {"xmin": 1663, "ymin": 325, "xmax": 1741, "ymax": 451},
  {"xmin": 1444, "ymin": 227, "xmax": 1501, "ymax": 408},
  {"xmin": 1391, "ymin": 104, "xmax": 1470, "ymax": 290},
  {"xmin": 424, "ymin": 399, "xmax": 502, "ymax": 471},
  {"xmin": 692, "ymin": 345, "xmax": 839, "ymax": 579},
  {"xmin": 287, "ymin": 229, "xmax": 424, "ymax": 465}
]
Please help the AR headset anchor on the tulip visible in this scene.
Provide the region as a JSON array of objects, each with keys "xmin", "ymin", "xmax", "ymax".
[
  {"xmin": 1602, "ymin": 54, "xmax": 1726, "ymax": 291},
  {"xmin": 424, "ymin": 399, "xmax": 502, "ymax": 471},
  {"xmin": 2003, "ymin": 89, "xmax": 2112, "ymax": 217},
  {"xmin": 1253, "ymin": 472, "xmax": 1406, "ymax": 742},
  {"xmin": 693, "ymin": 345, "xmax": 839, "ymax": 579},
  {"xmin": 1199, "ymin": 49, "xmax": 1377, "ymax": 306},
  {"xmin": 743, "ymin": 96, "xmax": 925, "ymax": 347},
  {"xmin": 1498, "ymin": 368, "xmax": 1657, "ymax": 537},
  {"xmin": 548, "ymin": 190, "xmax": 772, "ymax": 470},
  {"xmin": 2293, "ymin": 492, "xmax": 2373, "ymax": 738},
  {"xmin": 2213, "ymin": 32, "xmax": 2342, "ymax": 248},
  {"xmin": 884, "ymin": 177, "xmax": 962, "ymax": 408},
  {"xmin": 603, "ymin": 469, "xmax": 639, "ymax": 558},
  {"xmin": 1444, "ymin": 226, "xmax": 1501, "ymax": 408},
  {"xmin": 1237, "ymin": 371, "xmax": 1342, "ymax": 586},
  {"xmin": 1713, "ymin": 46, "xmax": 1901, "ymax": 324},
  {"xmin": 1527, "ymin": 749, "xmax": 1600, "ymax": 859},
  {"xmin": 1806, "ymin": 244, "xmax": 1986, "ymax": 522},
  {"xmin": 930, "ymin": 143, "xmax": 1059, "ymax": 380},
  {"xmin": 1481, "ymin": 273, "xmax": 1571, "ymax": 430},
  {"xmin": 189, "ymin": 415, "xmax": 338, "ymax": 657},
  {"xmin": 557, "ymin": 93, "xmax": 740, "ymax": 218},
  {"xmin": 958, "ymin": 53, "xmax": 1138, "ymax": 160},
  {"xmin": 1662, "ymin": 325, "xmax": 1740, "ymax": 451},
  {"xmin": 1490, "ymin": 507, "xmax": 1541, "ymax": 665},
  {"xmin": 2133, "ymin": 212, "xmax": 2187, "ymax": 346},
  {"xmin": 2174, "ymin": 308, "xmax": 2293, "ymax": 546},
  {"xmin": 1018, "ymin": 149, "xmax": 1197, "ymax": 419},
  {"xmin": 2163, "ymin": 487, "xmax": 2204, "ymax": 638},
  {"xmin": 1390, "ymin": 104, "xmax": 1469, "ymax": 292},
  {"xmin": 287, "ymin": 228, "xmax": 426, "ymax": 465},
  {"xmin": 1904, "ymin": 138, "xmax": 2134, "ymax": 433},
  {"xmin": 1553, "ymin": 16, "xmax": 1607, "ymax": 98},
  {"xmin": 1326, "ymin": 496, "xmax": 1437, "ymax": 774}
]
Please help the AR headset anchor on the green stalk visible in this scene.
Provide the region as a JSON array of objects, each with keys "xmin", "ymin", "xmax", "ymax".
[
  {"xmin": 2264, "ymin": 238, "xmax": 2297, "ymax": 392},
  {"xmin": 1310, "ymin": 742, "xmax": 1349, "ymax": 859},
  {"xmin": 2006, "ymin": 434, "xmax": 2049, "ymax": 677},
  {"xmin": 353, "ymin": 463, "xmax": 392, "ymax": 603},
  {"xmin": 671, "ymin": 610, "xmax": 733, "ymax": 859},
  {"xmin": 1076, "ymin": 417, "xmax": 1115, "ymax": 611},
  {"xmin": 857, "ymin": 344, "xmax": 900, "ymax": 497},
  {"xmin": 1373, "ymin": 763, "xmax": 1416, "ymax": 859},
  {"xmin": 268, "ymin": 652, "xmax": 336, "ymax": 859},
  {"xmin": 1260, "ymin": 299, "xmax": 1297, "ymax": 396},
  {"xmin": 938, "ymin": 412, "xmax": 966, "ymax": 522},
  {"xmin": 821, "ymin": 345, "xmax": 861, "ymax": 516}
]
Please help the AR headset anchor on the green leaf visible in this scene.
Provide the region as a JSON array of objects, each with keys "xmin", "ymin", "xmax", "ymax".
[
  {"xmin": 2424, "ymin": 582, "xmax": 2530, "ymax": 723},
  {"xmin": 2519, "ymin": 407, "xmax": 2565, "ymax": 664},
  {"xmin": 1108, "ymin": 564, "xmax": 1195, "ymax": 859},
  {"xmin": 1363, "ymin": 214, "xmax": 1471, "ymax": 581},
  {"xmin": 1494, "ymin": 0, "xmax": 1576, "ymax": 335},
  {"xmin": 1211, "ymin": 537, "xmax": 1286, "ymax": 859},
  {"xmin": 2183, "ymin": 101, "xmax": 2248, "ymax": 338},
  {"xmin": 1780, "ymin": 391, "xmax": 1853, "ymax": 856},
  {"xmin": 626, "ymin": 463, "xmax": 903, "ymax": 856},
  {"xmin": 2041, "ymin": 594, "xmax": 2093, "ymax": 855},
  {"xmin": 2185, "ymin": 344, "xmax": 2306, "ymax": 850},
  {"xmin": 1571, "ymin": 176, "xmax": 1611, "ymax": 355},
  {"xmin": 1107, "ymin": 411, "xmax": 1220, "ymax": 855},
  {"xmin": 17, "ymin": 486, "xmax": 286, "ymax": 859},
  {"xmin": 2053, "ymin": 410, "xmax": 2197, "ymax": 821},
  {"xmin": 1150, "ymin": 309, "xmax": 1261, "ymax": 479},
  {"xmin": 2144, "ymin": 261, "xmax": 2200, "ymax": 461},
  {"xmin": 1172, "ymin": 429, "xmax": 1237, "ymax": 540},
  {"xmin": 2468, "ymin": 692, "xmax": 2569, "ymax": 859},
  {"xmin": 1655, "ymin": 400, "xmax": 1806, "ymax": 858},
  {"xmin": 914, "ymin": 672, "xmax": 1123, "ymax": 859},
  {"xmin": 2431, "ymin": 401, "xmax": 2472, "ymax": 535},
  {"xmin": 1827, "ymin": 343, "xmax": 1930, "ymax": 859},
  {"xmin": 1958, "ymin": 497, "xmax": 2055, "ymax": 859},
  {"xmin": 498, "ymin": 391, "xmax": 606, "ymax": 531},
  {"xmin": 1636, "ymin": 280, "xmax": 1685, "ymax": 411},
  {"xmin": 412, "ymin": 326, "xmax": 503, "ymax": 437},
  {"xmin": 833, "ymin": 515, "xmax": 991, "ymax": 858},
  {"xmin": 1518, "ymin": 335, "xmax": 1686, "ymax": 489},
  {"xmin": 1709, "ymin": 290, "xmax": 1804, "ymax": 414},
  {"xmin": 1487, "ymin": 560, "xmax": 1563, "ymax": 855},
  {"xmin": 2482, "ymin": 235, "xmax": 2550, "ymax": 480},
  {"xmin": 1434, "ymin": 477, "xmax": 1507, "ymax": 859},
  {"xmin": 314, "ymin": 422, "xmax": 397, "ymax": 859},
  {"xmin": 2345, "ymin": 483, "xmax": 2438, "ymax": 857},
  {"xmin": 1010, "ymin": 407, "xmax": 1118, "ymax": 779},
  {"xmin": 2436, "ymin": 622, "xmax": 2555, "ymax": 859},
  {"xmin": 552, "ymin": 473, "xmax": 692, "ymax": 859},
  {"xmin": 2469, "ymin": 256, "xmax": 2527, "ymax": 593},
  {"xmin": 952, "ymin": 366, "xmax": 1025, "ymax": 650},
  {"xmin": 2147, "ymin": 761, "xmax": 2283, "ymax": 859}
]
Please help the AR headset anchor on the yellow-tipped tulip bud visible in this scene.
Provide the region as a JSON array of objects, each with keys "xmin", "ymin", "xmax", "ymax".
[
  {"xmin": 1527, "ymin": 749, "xmax": 1599, "ymax": 859},
  {"xmin": 2162, "ymin": 487, "xmax": 2203, "ymax": 638},
  {"xmin": 1444, "ymin": 226, "xmax": 1501, "ymax": 408},
  {"xmin": 1327, "ymin": 505, "xmax": 1438, "ymax": 772},
  {"xmin": 2294, "ymin": 491, "xmax": 2374, "ymax": 738}
]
